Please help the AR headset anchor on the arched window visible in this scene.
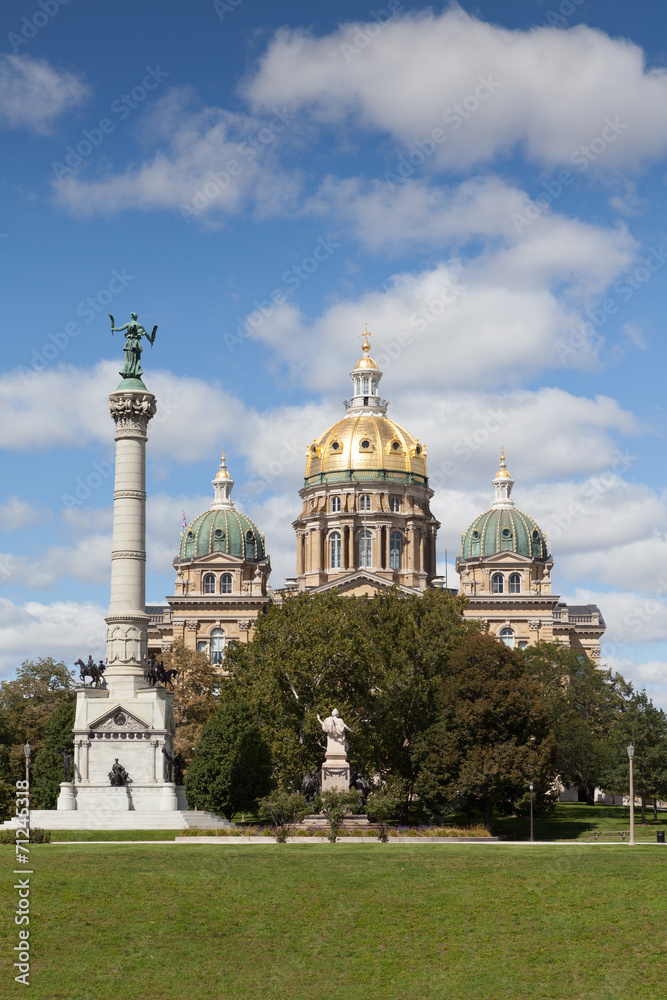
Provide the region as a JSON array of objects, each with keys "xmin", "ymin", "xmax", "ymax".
[
  {"xmin": 390, "ymin": 531, "xmax": 401, "ymax": 569},
  {"xmin": 220, "ymin": 573, "xmax": 232, "ymax": 594},
  {"xmin": 203, "ymin": 573, "xmax": 216, "ymax": 594},
  {"xmin": 500, "ymin": 627, "xmax": 514, "ymax": 649},
  {"xmin": 359, "ymin": 530, "xmax": 372, "ymax": 567},
  {"xmin": 389, "ymin": 496, "xmax": 401, "ymax": 512},
  {"xmin": 211, "ymin": 629, "xmax": 225, "ymax": 664},
  {"xmin": 509, "ymin": 573, "xmax": 521, "ymax": 594},
  {"xmin": 492, "ymin": 573, "xmax": 504, "ymax": 594},
  {"xmin": 359, "ymin": 494, "xmax": 371, "ymax": 511},
  {"xmin": 331, "ymin": 496, "xmax": 341, "ymax": 513},
  {"xmin": 330, "ymin": 532, "xmax": 341, "ymax": 569}
]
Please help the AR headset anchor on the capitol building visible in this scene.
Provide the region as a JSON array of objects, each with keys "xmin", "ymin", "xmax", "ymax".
[{"xmin": 148, "ymin": 334, "xmax": 605, "ymax": 660}]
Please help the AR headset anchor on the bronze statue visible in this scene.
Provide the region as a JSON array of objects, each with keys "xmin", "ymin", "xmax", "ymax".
[
  {"xmin": 110, "ymin": 312, "xmax": 157, "ymax": 380},
  {"xmin": 58, "ymin": 748, "xmax": 73, "ymax": 782},
  {"xmin": 301, "ymin": 770, "xmax": 320, "ymax": 803},
  {"xmin": 162, "ymin": 747, "xmax": 174, "ymax": 782},
  {"xmin": 108, "ymin": 759, "xmax": 129, "ymax": 786},
  {"xmin": 173, "ymin": 752, "xmax": 186, "ymax": 785},
  {"xmin": 75, "ymin": 656, "xmax": 106, "ymax": 688}
]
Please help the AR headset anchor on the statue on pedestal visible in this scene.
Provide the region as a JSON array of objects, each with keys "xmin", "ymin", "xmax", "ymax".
[
  {"xmin": 58, "ymin": 748, "xmax": 73, "ymax": 782},
  {"xmin": 317, "ymin": 708, "xmax": 352, "ymax": 755},
  {"xmin": 108, "ymin": 759, "xmax": 130, "ymax": 786},
  {"xmin": 110, "ymin": 312, "xmax": 157, "ymax": 380}
]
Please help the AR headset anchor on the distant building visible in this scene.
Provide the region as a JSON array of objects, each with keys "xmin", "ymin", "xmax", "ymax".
[
  {"xmin": 456, "ymin": 451, "xmax": 605, "ymax": 657},
  {"xmin": 147, "ymin": 453, "xmax": 271, "ymax": 661}
]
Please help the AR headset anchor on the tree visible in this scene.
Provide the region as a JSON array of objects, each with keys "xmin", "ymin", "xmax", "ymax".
[
  {"xmin": 258, "ymin": 790, "xmax": 309, "ymax": 842},
  {"xmin": 164, "ymin": 642, "xmax": 219, "ymax": 764},
  {"xmin": 225, "ymin": 588, "xmax": 479, "ymax": 818},
  {"xmin": 317, "ymin": 788, "xmax": 362, "ymax": 843},
  {"xmin": 30, "ymin": 702, "xmax": 75, "ymax": 810},
  {"xmin": 0, "ymin": 658, "xmax": 76, "ymax": 818},
  {"xmin": 185, "ymin": 697, "xmax": 272, "ymax": 820},
  {"xmin": 522, "ymin": 642, "xmax": 630, "ymax": 803},
  {"xmin": 414, "ymin": 633, "xmax": 554, "ymax": 832},
  {"xmin": 365, "ymin": 784, "xmax": 403, "ymax": 842},
  {"xmin": 599, "ymin": 690, "xmax": 667, "ymax": 822}
]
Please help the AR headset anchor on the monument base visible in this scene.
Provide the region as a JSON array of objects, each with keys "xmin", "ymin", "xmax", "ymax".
[
  {"xmin": 0, "ymin": 808, "xmax": 231, "ymax": 832},
  {"xmin": 320, "ymin": 754, "xmax": 350, "ymax": 793},
  {"xmin": 57, "ymin": 782, "xmax": 76, "ymax": 811}
]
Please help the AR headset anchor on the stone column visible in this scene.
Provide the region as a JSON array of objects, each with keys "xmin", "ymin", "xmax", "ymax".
[{"xmin": 105, "ymin": 385, "xmax": 157, "ymax": 679}]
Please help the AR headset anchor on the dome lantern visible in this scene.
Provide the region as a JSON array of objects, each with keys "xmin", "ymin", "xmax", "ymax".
[
  {"xmin": 492, "ymin": 448, "xmax": 515, "ymax": 509},
  {"xmin": 212, "ymin": 449, "xmax": 234, "ymax": 510},
  {"xmin": 346, "ymin": 327, "xmax": 386, "ymax": 415}
]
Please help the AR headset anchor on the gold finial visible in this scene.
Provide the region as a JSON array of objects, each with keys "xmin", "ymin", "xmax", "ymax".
[
  {"xmin": 358, "ymin": 324, "xmax": 372, "ymax": 352},
  {"xmin": 215, "ymin": 446, "xmax": 231, "ymax": 480},
  {"xmin": 495, "ymin": 447, "xmax": 511, "ymax": 479}
]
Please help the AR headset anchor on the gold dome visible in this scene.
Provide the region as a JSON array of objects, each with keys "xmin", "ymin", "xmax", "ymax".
[
  {"xmin": 305, "ymin": 412, "xmax": 428, "ymax": 483},
  {"xmin": 353, "ymin": 330, "xmax": 378, "ymax": 370},
  {"xmin": 494, "ymin": 447, "xmax": 511, "ymax": 480}
]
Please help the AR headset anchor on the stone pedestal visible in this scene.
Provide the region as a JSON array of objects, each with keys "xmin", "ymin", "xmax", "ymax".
[
  {"xmin": 57, "ymin": 782, "xmax": 76, "ymax": 811},
  {"xmin": 320, "ymin": 753, "xmax": 351, "ymax": 793},
  {"xmin": 160, "ymin": 783, "xmax": 179, "ymax": 811}
]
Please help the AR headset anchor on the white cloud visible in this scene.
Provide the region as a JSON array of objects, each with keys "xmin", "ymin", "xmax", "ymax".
[
  {"xmin": 52, "ymin": 86, "xmax": 301, "ymax": 219},
  {"xmin": 0, "ymin": 54, "xmax": 90, "ymax": 134},
  {"xmin": 245, "ymin": 8, "xmax": 667, "ymax": 172},
  {"xmin": 0, "ymin": 598, "xmax": 106, "ymax": 682},
  {"xmin": 0, "ymin": 496, "xmax": 41, "ymax": 531}
]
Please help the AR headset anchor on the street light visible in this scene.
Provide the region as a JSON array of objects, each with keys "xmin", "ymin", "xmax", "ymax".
[
  {"xmin": 23, "ymin": 742, "xmax": 31, "ymax": 785},
  {"xmin": 627, "ymin": 744, "xmax": 635, "ymax": 846},
  {"xmin": 529, "ymin": 735, "xmax": 536, "ymax": 843}
]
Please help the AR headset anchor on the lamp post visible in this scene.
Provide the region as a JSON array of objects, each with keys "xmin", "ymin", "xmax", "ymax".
[
  {"xmin": 23, "ymin": 742, "xmax": 31, "ymax": 824},
  {"xmin": 529, "ymin": 735, "xmax": 536, "ymax": 842},
  {"xmin": 627, "ymin": 744, "xmax": 635, "ymax": 845}
]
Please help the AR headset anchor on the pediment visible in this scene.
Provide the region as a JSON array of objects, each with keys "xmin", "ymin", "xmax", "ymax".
[
  {"xmin": 89, "ymin": 704, "xmax": 150, "ymax": 732},
  {"xmin": 476, "ymin": 551, "xmax": 540, "ymax": 566},
  {"xmin": 176, "ymin": 551, "xmax": 245, "ymax": 568},
  {"xmin": 312, "ymin": 570, "xmax": 416, "ymax": 596}
]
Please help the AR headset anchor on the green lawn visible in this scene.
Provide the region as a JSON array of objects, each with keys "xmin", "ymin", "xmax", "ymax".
[
  {"xmin": 492, "ymin": 802, "xmax": 667, "ymax": 842},
  {"xmin": 1, "ymin": 843, "xmax": 665, "ymax": 1000}
]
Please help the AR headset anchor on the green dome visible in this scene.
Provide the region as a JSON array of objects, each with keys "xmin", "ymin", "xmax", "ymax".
[
  {"xmin": 179, "ymin": 508, "xmax": 266, "ymax": 561},
  {"xmin": 462, "ymin": 507, "xmax": 548, "ymax": 560}
]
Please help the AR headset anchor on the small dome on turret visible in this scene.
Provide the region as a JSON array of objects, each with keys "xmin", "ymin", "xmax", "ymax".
[
  {"xmin": 461, "ymin": 452, "xmax": 548, "ymax": 560},
  {"xmin": 178, "ymin": 451, "xmax": 266, "ymax": 561}
]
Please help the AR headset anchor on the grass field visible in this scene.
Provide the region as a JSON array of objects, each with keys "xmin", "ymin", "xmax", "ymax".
[{"xmin": 2, "ymin": 843, "xmax": 665, "ymax": 1000}]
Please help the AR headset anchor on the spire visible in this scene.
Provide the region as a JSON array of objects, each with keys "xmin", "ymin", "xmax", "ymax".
[
  {"xmin": 346, "ymin": 326, "xmax": 386, "ymax": 414},
  {"xmin": 211, "ymin": 449, "xmax": 235, "ymax": 509},
  {"xmin": 492, "ymin": 448, "xmax": 515, "ymax": 508}
]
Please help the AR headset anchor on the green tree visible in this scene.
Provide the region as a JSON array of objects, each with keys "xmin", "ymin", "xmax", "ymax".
[
  {"xmin": 164, "ymin": 642, "xmax": 219, "ymax": 765},
  {"xmin": 258, "ymin": 790, "xmax": 309, "ymax": 842},
  {"xmin": 414, "ymin": 633, "xmax": 554, "ymax": 832},
  {"xmin": 317, "ymin": 788, "xmax": 362, "ymax": 843},
  {"xmin": 522, "ymin": 642, "xmax": 630, "ymax": 804},
  {"xmin": 599, "ymin": 690, "xmax": 667, "ymax": 822},
  {"xmin": 185, "ymin": 698, "xmax": 272, "ymax": 820},
  {"xmin": 225, "ymin": 588, "xmax": 478, "ymax": 818},
  {"xmin": 30, "ymin": 702, "xmax": 76, "ymax": 810},
  {"xmin": 365, "ymin": 784, "xmax": 403, "ymax": 842},
  {"xmin": 0, "ymin": 658, "xmax": 76, "ymax": 817}
]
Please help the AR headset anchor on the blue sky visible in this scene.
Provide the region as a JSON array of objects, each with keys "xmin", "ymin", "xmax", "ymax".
[{"xmin": 1, "ymin": 0, "xmax": 667, "ymax": 704}]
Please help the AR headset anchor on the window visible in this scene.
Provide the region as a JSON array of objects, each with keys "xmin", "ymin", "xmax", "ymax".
[
  {"xmin": 331, "ymin": 496, "xmax": 341, "ymax": 513},
  {"xmin": 359, "ymin": 494, "xmax": 371, "ymax": 511},
  {"xmin": 518, "ymin": 641, "xmax": 528, "ymax": 651},
  {"xmin": 197, "ymin": 640, "xmax": 208, "ymax": 655},
  {"xmin": 220, "ymin": 573, "xmax": 232, "ymax": 594},
  {"xmin": 391, "ymin": 441, "xmax": 400, "ymax": 451},
  {"xmin": 509, "ymin": 573, "xmax": 521, "ymax": 594},
  {"xmin": 203, "ymin": 573, "xmax": 216, "ymax": 594},
  {"xmin": 330, "ymin": 531, "xmax": 341, "ymax": 569},
  {"xmin": 500, "ymin": 628, "xmax": 515, "ymax": 649},
  {"xmin": 355, "ymin": 378, "xmax": 361, "ymax": 395},
  {"xmin": 211, "ymin": 629, "xmax": 225, "ymax": 665},
  {"xmin": 359, "ymin": 530, "xmax": 372, "ymax": 567},
  {"xmin": 389, "ymin": 496, "xmax": 401, "ymax": 512},
  {"xmin": 331, "ymin": 441, "xmax": 340, "ymax": 451},
  {"xmin": 390, "ymin": 531, "xmax": 401, "ymax": 569},
  {"xmin": 363, "ymin": 377, "xmax": 369, "ymax": 393},
  {"xmin": 492, "ymin": 573, "xmax": 504, "ymax": 594},
  {"xmin": 361, "ymin": 439, "xmax": 371, "ymax": 450}
]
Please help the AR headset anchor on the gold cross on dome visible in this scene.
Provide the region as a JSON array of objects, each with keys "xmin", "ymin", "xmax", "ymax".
[{"xmin": 358, "ymin": 324, "xmax": 373, "ymax": 351}]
